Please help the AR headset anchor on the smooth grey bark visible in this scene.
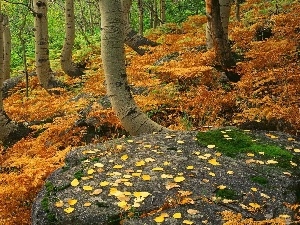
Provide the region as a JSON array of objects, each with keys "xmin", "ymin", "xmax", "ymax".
[
  {"xmin": 3, "ymin": 14, "xmax": 11, "ymax": 80},
  {"xmin": 0, "ymin": 14, "xmax": 16, "ymax": 143},
  {"xmin": 60, "ymin": 0, "xmax": 84, "ymax": 77},
  {"xmin": 0, "ymin": 13, "xmax": 4, "ymax": 111},
  {"xmin": 33, "ymin": 0, "xmax": 54, "ymax": 89},
  {"xmin": 99, "ymin": 0, "xmax": 169, "ymax": 135}
]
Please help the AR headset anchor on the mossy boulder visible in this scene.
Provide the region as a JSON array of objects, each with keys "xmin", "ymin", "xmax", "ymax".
[{"xmin": 32, "ymin": 129, "xmax": 300, "ymax": 225}]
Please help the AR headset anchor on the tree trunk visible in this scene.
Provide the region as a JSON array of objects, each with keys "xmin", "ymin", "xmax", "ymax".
[
  {"xmin": 160, "ymin": 0, "xmax": 166, "ymax": 25},
  {"xmin": 0, "ymin": 14, "xmax": 16, "ymax": 143},
  {"xmin": 153, "ymin": 0, "xmax": 159, "ymax": 28},
  {"xmin": 3, "ymin": 14, "xmax": 11, "ymax": 80},
  {"xmin": 137, "ymin": 0, "xmax": 144, "ymax": 35},
  {"xmin": 61, "ymin": 0, "xmax": 84, "ymax": 77},
  {"xmin": 206, "ymin": 0, "xmax": 235, "ymax": 69},
  {"xmin": 122, "ymin": 0, "xmax": 159, "ymax": 55},
  {"xmin": 33, "ymin": 0, "xmax": 53, "ymax": 89},
  {"xmin": 206, "ymin": 0, "xmax": 231, "ymax": 50},
  {"xmin": 235, "ymin": 0, "xmax": 240, "ymax": 21},
  {"xmin": 0, "ymin": 13, "xmax": 4, "ymax": 111},
  {"xmin": 99, "ymin": 0, "xmax": 168, "ymax": 135}
]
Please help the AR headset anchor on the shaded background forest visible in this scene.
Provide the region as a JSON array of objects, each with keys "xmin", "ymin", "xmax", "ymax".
[{"xmin": 0, "ymin": 0, "xmax": 300, "ymax": 224}]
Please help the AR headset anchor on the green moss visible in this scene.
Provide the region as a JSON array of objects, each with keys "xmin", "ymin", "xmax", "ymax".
[
  {"xmin": 215, "ymin": 188, "xmax": 238, "ymax": 200},
  {"xmin": 250, "ymin": 175, "xmax": 269, "ymax": 185},
  {"xmin": 91, "ymin": 157, "xmax": 100, "ymax": 162},
  {"xmin": 42, "ymin": 182, "xmax": 58, "ymax": 223},
  {"xmin": 74, "ymin": 170, "xmax": 84, "ymax": 180},
  {"xmin": 196, "ymin": 128, "xmax": 294, "ymax": 169}
]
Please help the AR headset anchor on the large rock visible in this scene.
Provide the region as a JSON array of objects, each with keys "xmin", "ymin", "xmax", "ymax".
[{"xmin": 32, "ymin": 130, "xmax": 300, "ymax": 225}]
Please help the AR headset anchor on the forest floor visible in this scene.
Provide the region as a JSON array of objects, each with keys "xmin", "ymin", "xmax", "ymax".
[{"xmin": 0, "ymin": 0, "xmax": 300, "ymax": 224}]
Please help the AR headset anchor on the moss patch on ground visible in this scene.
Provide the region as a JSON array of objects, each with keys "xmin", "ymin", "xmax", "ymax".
[{"xmin": 196, "ymin": 128, "xmax": 295, "ymax": 170}]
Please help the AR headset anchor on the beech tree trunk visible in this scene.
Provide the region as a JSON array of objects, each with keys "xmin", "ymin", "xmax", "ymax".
[
  {"xmin": 122, "ymin": 0, "xmax": 159, "ymax": 55},
  {"xmin": 206, "ymin": 0, "xmax": 231, "ymax": 50},
  {"xmin": 33, "ymin": 0, "xmax": 53, "ymax": 89},
  {"xmin": 3, "ymin": 14, "xmax": 11, "ymax": 80},
  {"xmin": 99, "ymin": 0, "xmax": 168, "ymax": 135},
  {"xmin": 0, "ymin": 14, "xmax": 16, "ymax": 143},
  {"xmin": 137, "ymin": 0, "xmax": 144, "ymax": 35},
  {"xmin": 0, "ymin": 13, "xmax": 4, "ymax": 111},
  {"xmin": 160, "ymin": 0, "xmax": 166, "ymax": 25},
  {"xmin": 61, "ymin": 0, "xmax": 84, "ymax": 77},
  {"xmin": 206, "ymin": 0, "xmax": 235, "ymax": 69}
]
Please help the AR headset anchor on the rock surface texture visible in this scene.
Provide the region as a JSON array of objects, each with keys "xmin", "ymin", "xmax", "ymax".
[{"xmin": 32, "ymin": 129, "xmax": 300, "ymax": 225}]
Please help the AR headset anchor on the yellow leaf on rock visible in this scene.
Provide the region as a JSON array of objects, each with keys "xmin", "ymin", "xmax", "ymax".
[
  {"xmin": 207, "ymin": 145, "xmax": 215, "ymax": 149},
  {"xmin": 87, "ymin": 169, "xmax": 95, "ymax": 175},
  {"xmin": 247, "ymin": 153, "xmax": 254, "ymax": 157},
  {"xmin": 161, "ymin": 174, "xmax": 173, "ymax": 179},
  {"xmin": 142, "ymin": 175, "xmax": 151, "ymax": 181},
  {"xmin": 215, "ymin": 152, "xmax": 222, "ymax": 156},
  {"xmin": 145, "ymin": 157, "xmax": 155, "ymax": 162},
  {"xmin": 144, "ymin": 145, "xmax": 152, "ymax": 148},
  {"xmin": 127, "ymin": 140, "xmax": 134, "ymax": 143},
  {"xmin": 68, "ymin": 199, "xmax": 78, "ymax": 206},
  {"xmin": 154, "ymin": 215, "xmax": 165, "ymax": 223},
  {"xmin": 100, "ymin": 181, "xmax": 110, "ymax": 186},
  {"xmin": 71, "ymin": 178, "xmax": 79, "ymax": 187},
  {"xmin": 121, "ymin": 154, "xmax": 128, "ymax": 161},
  {"xmin": 183, "ymin": 220, "xmax": 194, "ymax": 224},
  {"xmin": 83, "ymin": 185, "xmax": 93, "ymax": 191},
  {"xmin": 251, "ymin": 187, "xmax": 257, "ymax": 192},
  {"xmin": 84, "ymin": 202, "xmax": 92, "ymax": 207},
  {"xmin": 208, "ymin": 172, "xmax": 215, "ymax": 177},
  {"xmin": 227, "ymin": 171, "xmax": 234, "ymax": 175},
  {"xmin": 136, "ymin": 160, "xmax": 145, "ymax": 167},
  {"xmin": 132, "ymin": 172, "xmax": 141, "ymax": 177},
  {"xmin": 64, "ymin": 207, "xmax": 74, "ymax": 213},
  {"xmin": 152, "ymin": 167, "xmax": 164, "ymax": 171},
  {"xmin": 290, "ymin": 161, "xmax": 297, "ymax": 166},
  {"xmin": 163, "ymin": 161, "xmax": 170, "ymax": 166},
  {"xmin": 187, "ymin": 209, "xmax": 199, "ymax": 215},
  {"xmin": 55, "ymin": 200, "xmax": 64, "ymax": 208},
  {"xmin": 249, "ymin": 202, "xmax": 260, "ymax": 209},
  {"xmin": 166, "ymin": 182, "xmax": 180, "ymax": 190},
  {"xmin": 294, "ymin": 148, "xmax": 300, "ymax": 153},
  {"xmin": 217, "ymin": 185, "xmax": 226, "ymax": 190},
  {"xmin": 174, "ymin": 176, "xmax": 185, "ymax": 182},
  {"xmin": 177, "ymin": 140, "xmax": 185, "ymax": 144},
  {"xmin": 91, "ymin": 189, "xmax": 103, "ymax": 195},
  {"xmin": 186, "ymin": 166, "xmax": 194, "ymax": 170},
  {"xmin": 117, "ymin": 201, "xmax": 128, "ymax": 209},
  {"xmin": 208, "ymin": 158, "xmax": 221, "ymax": 166},
  {"xmin": 266, "ymin": 160, "xmax": 278, "ymax": 164},
  {"xmin": 173, "ymin": 212, "xmax": 182, "ymax": 219},
  {"xmin": 94, "ymin": 163, "xmax": 104, "ymax": 168},
  {"xmin": 133, "ymin": 192, "xmax": 151, "ymax": 198},
  {"xmin": 113, "ymin": 165, "xmax": 123, "ymax": 169}
]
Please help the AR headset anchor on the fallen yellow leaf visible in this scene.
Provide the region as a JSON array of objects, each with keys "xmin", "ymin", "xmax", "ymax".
[
  {"xmin": 64, "ymin": 207, "xmax": 74, "ymax": 213},
  {"xmin": 152, "ymin": 167, "xmax": 164, "ymax": 171},
  {"xmin": 100, "ymin": 181, "xmax": 110, "ymax": 186},
  {"xmin": 183, "ymin": 220, "xmax": 194, "ymax": 224},
  {"xmin": 154, "ymin": 215, "xmax": 165, "ymax": 222},
  {"xmin": 207, "ymin": 145, "xmax": 215, "ymax": 149},
  {"xmin": 186, "ymin": 165, "xmax": 194, "ymax": 170},
  {"xmin": 84, "ymin": 202, "xmax": 92, "ymax": 207},
  {"xmin": 142, "ymin": 174, "xmax": 151, "ymax": 181},
  {"xmin": 83, "ymin": 185, "xmax": 93, "ymax": 191},
  {"xmin": 217, "ymin": 185, "xmax": 226, "ymax": 190},
  {"xmin": 173, "ymin": 212, "xmax": 182, "ymax": 219},
  {"xmin": 249, "ymin": 202, "xmax": 260, "ymax": 209},
  {"xmin": 121, "ymin": 154, "xmax": 128, "ymax": 161},
  {"xmin": 71, "ymin": 178, "xmax": 79, "ymax": 187},
  {"xmin": 113, "ymin": 165, "xmax": 123, "ymax": 169},
  {"xmin": 68, "ymin": 199, "xmax": 77, "ymax": 206},
  {"xmin": 174, "ymin": 176, "xmax": 185, "ymax": 182},
  {"xmin": 208, "ymin": 158, "xmax": 221, "ymax": 166},
  {"xmin": 55, "ymin": 200, "xmax": 64, "ymax": 208}
]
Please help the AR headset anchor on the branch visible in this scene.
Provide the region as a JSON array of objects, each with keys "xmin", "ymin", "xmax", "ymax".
[{"xmin": 3, "ymin": 0, "xmax": 36, "ymax": 15}]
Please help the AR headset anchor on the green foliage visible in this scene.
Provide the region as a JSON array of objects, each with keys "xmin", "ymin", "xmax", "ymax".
[
  {"xmin": 250, "ymin": 176, "xmax": 269, "ymax": 185},
  {"xmin": 74, "ymin": 170, "xmax": 84, "ymax": 180},
  {"xmin": 196, "ymin": 128, "xmax": 294, "ymax": 169},
  {"xmin": 215, "ymin": 188, "xmax": 239, "ymax": 200}
]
